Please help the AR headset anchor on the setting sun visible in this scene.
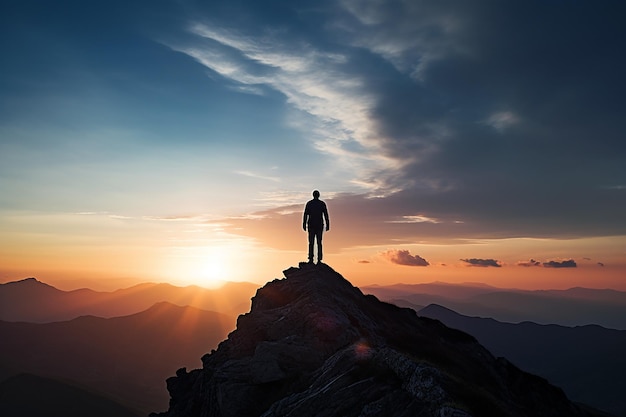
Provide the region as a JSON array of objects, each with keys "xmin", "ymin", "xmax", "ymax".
[{"xmin": 163, "ymin": 246, "xmax": 234, "ymax": 288}]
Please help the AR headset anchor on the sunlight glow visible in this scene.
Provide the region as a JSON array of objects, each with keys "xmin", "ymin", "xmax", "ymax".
[{"xmin": 164, "ymin": 246, "xmax": 235, "ymax": 288}]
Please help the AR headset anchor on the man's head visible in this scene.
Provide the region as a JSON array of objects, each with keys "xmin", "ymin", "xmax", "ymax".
[{"xmin": 312, "ymin": 190, "xmax": 320, "ymax": 199}]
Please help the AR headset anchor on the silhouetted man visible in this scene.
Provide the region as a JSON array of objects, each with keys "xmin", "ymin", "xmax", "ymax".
[{"xmin": 303, "ymin": 190, "xmax": 329, "ymax": 264}]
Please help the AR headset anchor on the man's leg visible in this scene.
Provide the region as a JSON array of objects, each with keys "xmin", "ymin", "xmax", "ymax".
[
  {"xmin": 316, "ymin": 229, "xmax": 323, "ymax": 262},
  {"xmin": 308, "ymin": 229, "xmax": 315, "ymax": 262}
]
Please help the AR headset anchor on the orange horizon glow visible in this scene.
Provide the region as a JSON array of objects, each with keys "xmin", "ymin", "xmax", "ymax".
[
  {"xmin": 2, "ymin": 210, "xmax": 625, "ymax": 292},
  {"xmin": 3, "ymin": 257, "xmax": 626, "ymax": 293}
]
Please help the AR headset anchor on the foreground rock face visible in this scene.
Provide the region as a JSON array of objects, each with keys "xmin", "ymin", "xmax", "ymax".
[{"xmin": 152, "ymin": 263, "xmax": 602, "ymax": 417}]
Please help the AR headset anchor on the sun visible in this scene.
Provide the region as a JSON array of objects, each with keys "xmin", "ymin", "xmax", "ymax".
[
  {"xmin": 164, "ymin": 245, "xmax": 234, "ymax": 288},
  {"xmin": 197, "ymin": 255, "xmax": 228, "ymax": 284}
]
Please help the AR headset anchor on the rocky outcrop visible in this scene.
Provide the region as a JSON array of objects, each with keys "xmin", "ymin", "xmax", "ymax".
[{"xmin": 152, "ymin": 263, "xmax": 605, "ymax": 417}]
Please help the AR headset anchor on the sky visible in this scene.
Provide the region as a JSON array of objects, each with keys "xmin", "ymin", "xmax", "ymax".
[{"xmin": 1, "ymin": 0, "xmax": 625, "ymax": 291}]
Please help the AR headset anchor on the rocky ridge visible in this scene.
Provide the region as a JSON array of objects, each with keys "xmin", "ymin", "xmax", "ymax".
[{"xmin": 152, "ymin": 263, "xmax": 605, "ymax": 417}]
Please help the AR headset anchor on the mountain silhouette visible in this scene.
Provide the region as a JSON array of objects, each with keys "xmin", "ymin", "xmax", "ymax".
[
  {"xmin": 0, "ymin": 373, "xmax": 141, "ymax": 417},
  {"xmin": 152, "ymin": 263, "xmax": 606, "ymax": 417},
  {"xmin": 363, "ymin": 283, "xmax": 626, "ymax": 330},
  {"xmin": 419, "ymin": 304, "xmax": 626, "ymax": 416},
  {"xmin": 0, "ymin": 302, "xmax": 233, "ymax": 413},
  {"xmin": 0, "ymin": 277, "xmax": 257, "ymax": 322}
]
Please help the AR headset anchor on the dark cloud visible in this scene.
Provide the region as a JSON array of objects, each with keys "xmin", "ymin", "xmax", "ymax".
[
  {"xmin": 461, "ymin": 258, "xmax": 501, "ymax": 268},
  {"xmin": 597, "ymin": 262, "xmax": 605, "ymax": 267},
  {"xmin": 357, "ymin": 260, "xmax": 371, "ymax": 264},
  {"xmin": 543, "ymin": 259, "xmax": 577, "ymax": 268},
  {"xmin": 218, "ymin": 190, "xmax": 623, "ymax": 254},
  {"xmin": 517, "ymin": 259, "xmax": 541, "ymax": 267},
  {"xmin": 339, "ymin": 1, "xmax": 626, "ymax": 238},
  {"xmin": 381, "ymin": 249, "xmax": 429, "ymax": 267}
]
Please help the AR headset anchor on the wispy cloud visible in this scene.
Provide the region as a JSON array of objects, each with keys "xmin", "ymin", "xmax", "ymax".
[
  {"xmin": 340, "ymin": 0, "xmax": 464, "ymax": 78},
  {"xmin": 386, "ymin": 214, "xmax": 441, "ymax": 224},
  {"xmin": 168, "ymin": 22, "xmax": 401, "ymax": 192},
  {"xmin": 234, "ymin": 170, "xmax": 281, "ymax": 183},
  {"xmin": 485, "ymin": 111, "xmax": 519, "ymax": 132}
]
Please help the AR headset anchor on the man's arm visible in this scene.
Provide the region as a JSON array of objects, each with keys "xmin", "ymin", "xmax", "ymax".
[
  {"xmin": 303, "ymin": 205, "xmax": 308, "ymax": 231},
  {"xmin": 323, "ymin": 204, "xmax": 329, "ymax": 231}
]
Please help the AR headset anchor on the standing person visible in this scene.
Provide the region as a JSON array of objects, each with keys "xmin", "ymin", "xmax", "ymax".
[{"xmin": 303, "ymin": 190, "xmax": 330, "ymax": 264}]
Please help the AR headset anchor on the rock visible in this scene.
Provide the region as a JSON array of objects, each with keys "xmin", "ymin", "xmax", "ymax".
[{"xmin": 151, "ymin": 263, "xmax": 606, "ymax": 417}]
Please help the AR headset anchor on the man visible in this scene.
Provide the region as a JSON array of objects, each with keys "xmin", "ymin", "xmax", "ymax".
[{"xmin": 302, "ymin": 190, "xmax": 330, "ymax": 264}]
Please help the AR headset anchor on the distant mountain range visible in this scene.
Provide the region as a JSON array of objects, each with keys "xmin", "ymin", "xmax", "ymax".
[
  {"xmin": 0, "ymin": 277, "xmax": 258, "ymax": 322},
  {"xmin": 418, "ymin": 304, "xmax": 626, "ymax": 416},
  {"xmin": 2, "ymin": 277, "xmax": 624, "ymax": 416},
  {"xmin": 363, "ymin": 282, "xmax": 626, "ymax": 330},
  {"xmin": 0, "ymin": 302, "xmax": 233, "ymax": 414}
]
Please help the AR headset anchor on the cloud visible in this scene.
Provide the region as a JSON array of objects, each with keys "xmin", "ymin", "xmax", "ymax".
[
  {"xmin": 597, "ymin": 262, "xmax": 605, "ymax": 267},
  {"xmin": 386, "ymin": 214, "xmax": 442, "ymax": 224},
  {"xmin": 381, "ymin": 249, "xmax": 429, "ymax": 266},
  {"xmin": 517, "ymin": 258, "xmax": 584, "ymax": 268},
  {"xmin": 485, "ymin": 111, "xmax": 520, "ymax": 132},
  {"xmin": 517, "ymin": 259, "xmax": 541, "ymax": 267},
  {"xmin": 174, "ymin": 2, "xmax": 626, "ymax": 245},
  {"xmin": 234, "ymin": 170, "xmax": 281, "ymax": 183},
  {"xmin": 357, "ymin": 260, "xmax": 371, "ymax": 264},
  {"xmin": 461, "ymin": 258, "xmax": 501, "ymax": 268},
  {"xmin": 170, "ymin": 20, "xmax": 400, "ymax": 192},
  {"xmin": 542, "ymin": 259, "xmax": 577, "ymax": 268},
  {"xmin": 214, "ymin": 190, "xmax": 626, "ymax": 256},
  {"xmin": 335, "ymin": 1, "xmax": 626, "ymax": 236}
]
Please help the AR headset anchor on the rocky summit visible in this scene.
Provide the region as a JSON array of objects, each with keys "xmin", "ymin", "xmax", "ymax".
[{"xmin": 151, "ymin": 263, "xmax": 603, "ymax": 417}]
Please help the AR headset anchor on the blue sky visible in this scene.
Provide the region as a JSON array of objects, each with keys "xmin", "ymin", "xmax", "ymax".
[{"xmin": 1, "ymin": 0, "xmax": 625, "ymax": 288}]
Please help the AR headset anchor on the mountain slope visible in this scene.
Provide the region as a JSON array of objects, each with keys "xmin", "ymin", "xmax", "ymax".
[
  {"xmin": 152, "ymin": 263, "xmax": 604, "ymax": 417},
  {"xmin": 0, "ymin": 278, "xmax": 257, "ymax": 322},
  {"xmin": 0, "ymin": 373, "xmax": 141, "ymax": 417},
  {"xmin": 0, "ymin": 302, "xmax": 233, "ymax": 414},
  {"xmin": 419, "ymin": 304, "xmax": 626, "ymax": 416}
]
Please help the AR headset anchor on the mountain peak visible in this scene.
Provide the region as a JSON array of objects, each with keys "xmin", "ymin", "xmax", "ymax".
[
  {"xmin": 152, "ymin": 263, "xmax": 603, "ymax": 417},
  {"xmin": 0, "ymin": 277, "xmax": 59, "ymax": 293},
  {"xmin": 419, "ymin": 303, "xmax": 460, "ymax": 316},
  {"xmin": 2, "ymin": 277, "xmax": 44, "ymax": 286}
]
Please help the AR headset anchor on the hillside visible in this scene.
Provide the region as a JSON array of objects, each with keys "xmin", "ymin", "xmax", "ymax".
[
  {"xmin": 0, "ymin": 302, "xmax": 234, "ymax": 413},
  {"xmin": 419, "ymin": 304, "xmax": 626, "ymax": 416},
  {"xmin": 0, "ymin": 373, "xmax": 141, "ymax": 417}
]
